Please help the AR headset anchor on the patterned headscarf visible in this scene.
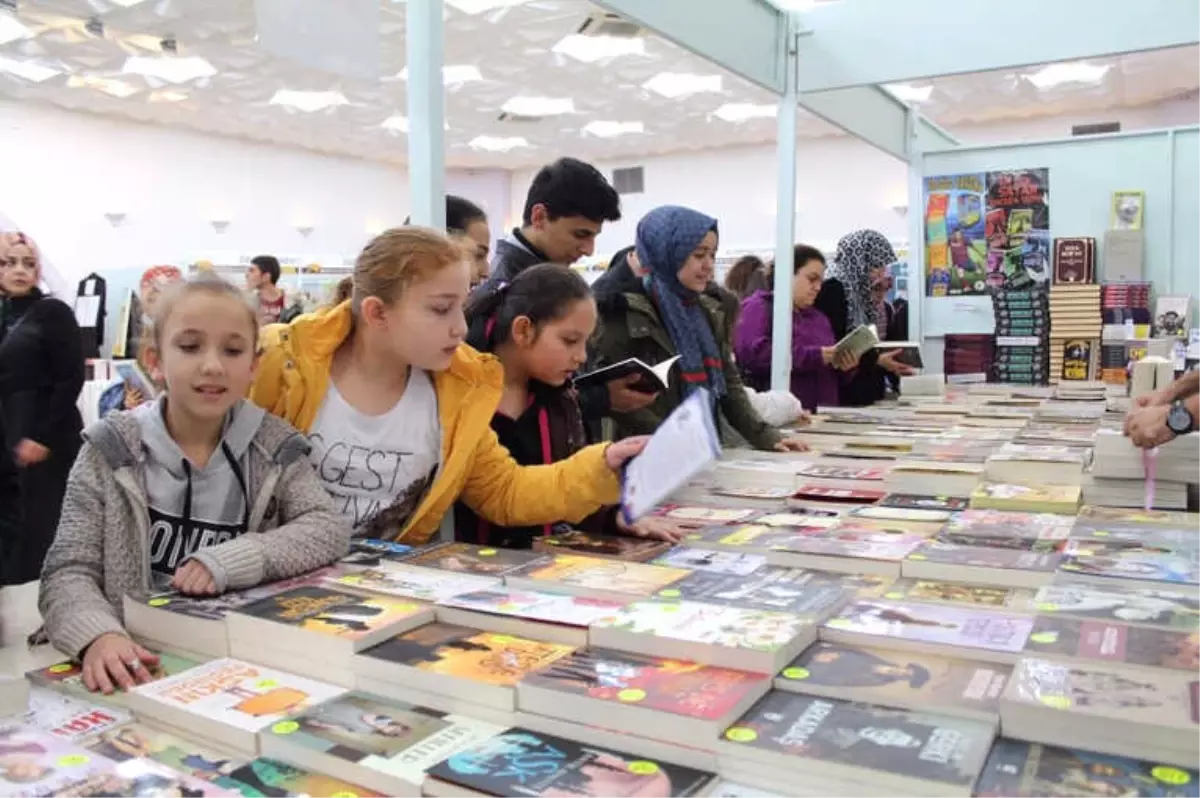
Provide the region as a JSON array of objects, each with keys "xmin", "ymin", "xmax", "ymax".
[
  {"xmin": 635, "ymin": 205, "xmax": 725, "ymax": 399},
  {"xmin": 827, "ymin": 229, "xmax": 897, "ymax": 329}
]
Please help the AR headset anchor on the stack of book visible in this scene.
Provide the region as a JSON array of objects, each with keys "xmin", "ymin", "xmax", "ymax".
[
  {"xmin": 969, "ymin": 482, "xmax": 1082, "ymax": 515},
  {"xmin": 983, "ymin": 443, "xmax": 1088, "ymax": 487},
  {"xmin": 992, "ymin": 286, "xmax": 1050, "ymax": 385},
  {"xmin": 1099, "ymin": 282, "xmax": 1152, "ymax": 384},
  {"xmin": 903, "ymin": 541, "xmax": 1060, "ymax": 589},
  {"xmin": 1086, "ymin": 428, "xmax": 1197, "ymax": 509},
  {"xmin": 943, "ymin": 333, "xmax": 994, "ymax": 381},
  {"xmin": 434, "ymin": 587, "xmax": 627, "ymax": 646},
  {"xmin": 1048, "ymin": 283, "xmax": 1101, "ymax": 383}
]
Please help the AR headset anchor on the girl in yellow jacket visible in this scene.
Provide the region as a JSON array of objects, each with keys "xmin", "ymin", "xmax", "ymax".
[{"xmin": 250, "ymin": 227, "xmax": 645, "ymax": 547}]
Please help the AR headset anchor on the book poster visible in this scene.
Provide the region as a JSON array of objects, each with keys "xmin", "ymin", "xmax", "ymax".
[{"xmin": 924, "ymin": 168, "xmax": 1050, "ymax": 296}]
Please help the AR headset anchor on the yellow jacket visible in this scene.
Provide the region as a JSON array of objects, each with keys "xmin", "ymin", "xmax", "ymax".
[{"xmin": 251, "ymin": 302, "xmax": 620, "ymax": 545}]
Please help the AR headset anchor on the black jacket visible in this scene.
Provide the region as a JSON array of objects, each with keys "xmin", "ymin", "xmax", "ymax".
[
  {"xmin": 814, "ymin": 278, "xmax": 905, "ymax": 407},
  {"xmin": 0, "ymin": 290, "xmax": 85, "ymax": 449},
  {"xmin": 590, "ymin": 246, "xmax": 639, "ymax": 305},
  {"xmin": 0, "ymin": 412, "xmax": 21, "ymax": 559}
]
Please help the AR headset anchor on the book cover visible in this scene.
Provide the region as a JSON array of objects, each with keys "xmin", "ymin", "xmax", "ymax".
[
  {"xmin": 975, "ymin": 737, "xmax": 1199, "ymax": 797},
  {"xmin": 84, "ymin": 724, "xmax": 252, "ymax": 794},
  {"xmin": 1052, "ymin": 237, "xmax": 1096, "ymax": 284},
  {"xmin": 232, "ymin": 586, "xmax": 426, "ymax": 641},
  {"xmin": 882, "ymin": 578, "xmax": 1033, "ymax": 610},
  {"xmin": 359, "ymin": 624, "xmax": 574, "ymax": 686},
  {"xmin": 794, "ymin": 464, "xmax": 886, "ymax": 482},
  {"xmin": 426, "ymin": 729, "xmax": 715, "ymax": 797},
  {"xmin": 651, "ymin": 548, "xmax": 766, "ymax": 576},
  {"xmin": 660, "ymin": 566, "xmax": 853, "ymax": 617},
  {"xmin": 327, "ymin": 566, "xmax": 498, "ymax": 604},
  {"xmin": 262, "ymin": 692, "xmax": 507, "ymax": 787},
  {"xmin": 792, "ymin": 485, "xmax": 886, "ymax": 503},
  {"xmin": 1058, "ymin": 547, "xmax": 1199, "ymax": 589},
  {"xmin": 970, "ymin": 483, "xmax": 1081, "ymax": 512},
  {"xmin": 709, "ymin": 485, "xmax": 796, "ymax": 500},
  {"xmin": 523, "ymin": 649, "xmax": 769, "ymax": 719},
  {"xmin": 648, "ymin": 505, "xmax": 758, "ymax": 527},
  {"xmin": 61, "ymin": 756, "xmax": 238, "ymax": 797},
  {"xmin": 1023, "ymin": 617, "xmax": 1199, "ymax": 671},
  {"xmin": 844, "ymin": 517, "xmax": 945, "ymax": 538},
  {"xmin": 130, "ymin": 568, "xmax": 339, "ymax": 622},
  {"xmin": 438, "ymin": 589, "xmax": 626, "ymax": 628},
  {"xmin": 943, "ymin": 510, "xmax": 1074, "ymax": 542},
  {"xmin": 778, "ymin": 641, "xmax": 1010, "ymax": 715},
  {"xmin": 0, "ymin": 728, "xmax": 117, "ymax": 797},
  {"xmin": 721, "ymin": 692, "xmax": 993, "ymax": 790},
  {"xmin": 508, "ymin": 555, "xmax": 689, "ymax": 597},
  {"xmin": 825, "ymin": 600, "xmax": 1034, "ymax": 655},
  {"xmin": 750, "ymin": 510, "xmax": 845, "ymax": 525},
  {"xmin": 907, "ymin": 542, "xmax": 1061, "ymax": 571},
  {"xmin": 682, "ymin": 523, "xmax": 832, "ymax": 552},
  {"xmin": 28, "ymin": 652, "xmax": 199, "ymax": 705},
  {"xmin": 1032, "ymin": 585, "xmax": 1200, "ymax": 630},
  {"xmin": 850, "ymin": 505, "xmax": 954, "ymax": 523},
  {"xmin": 591, "ymin": 601, "xmax": 812, "ymax": 654},
  {"xmin": 1077, "ymin": 506, "xmax": 1200, "ymax": 527},
  {"xmin": 770, "ymin": 529, "xmax": 925, "ymax": 562},
  {"xmin": 935, "ymin": 531, "xmax": 1064, "ymax": 552},
  {"xmin": 222, "ymin": 758, "xmax": 384, "ymax": 797},
  {"xmin": 23, "ymin": 686, "xmax": 132, "ymax": 742},
  {"xmin": 401, "ymin": 543, "xmax": 549, "ymax": 577},
  {"xmin": 533, "ymin": 530, "xmax": 670, "ymax": 562},
  {"xmin": 128, "ymin": 659, "xmax": 345, "ymax": 733},
  {"xmin": 339, "ymin": 539, "xmax": 414, "ymax": 568},
  {"xmin": 878, "ymin": 494, "xmax": 971, "ymax": 512}
]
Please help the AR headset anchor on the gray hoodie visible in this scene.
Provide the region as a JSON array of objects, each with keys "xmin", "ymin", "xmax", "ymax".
[{"xmin": 39, "ymin": 398, "xmax": 349, "ymax": 658}]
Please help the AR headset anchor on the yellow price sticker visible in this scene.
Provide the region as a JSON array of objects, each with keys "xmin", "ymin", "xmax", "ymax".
[
  {"xmin": 724, "ymin": 727, "xmax": 758, "ymax": 743},
  {"xmin": 478, "ymin": 549, "xmax": 498, "ymax": 556},
  {"xmin": 908, "ymin": 554, "xmax": 927, "ymax": 561},
  {"xmin": 781, "ymin": 667, "xmax": 810, "ymax": 680},
  {"xmin": 618, "ymin": 688, "xmax": 646, "ymax": 703},
  {"xmin": 256, "ymin": 679, "xmax": 279, "ymax": 689},
  {"xmin": 685, "ymin": 534, "xmax": 702, "ymax": 541},
  {"xmin": 48, "ymin": 663, "xmax": 74, "ymax": 674},
  {"xmin": 331, "ymin": 792, "xmax": 360, "ymax": 798},
  {"xmin": 58, "ymin": 755, "xmax": 90, "ymax": 767},
  {"xmin": 1029, "ymin": 632, "xmax": 1058, "ymax": 644},
  {"xmin": 339, "ymin": 575, "xmax": 363, "ymax": 585},
  {"xmin": 659, "ymin": 589, "xmax": 681, "ymax": 598},
  {"xmin": 394, "ymin": 603, "xmax": 420, "ymax": 614},
  {"xmin": 826, "ymin": 618, "xmax": 852, "ymax": 629},
  {"xmin": 1091, "ymin": 530, "xmax": 1110, "ymax": 537},
  {"xmin": 491, "ymin": 635, "xmax": 515, "ymax": 645},
  {"xmin": 659, "ymin": 604, "xmax": 681, "ymax": 613},
  {"xmin": 1152, "ymin": 767, "xmax": 1191, "ymax": 785},
  {"xmin": 884, "ymin": 592, "xmax": 904, "ymax": 599},
  {"xmin": 1040, "ymin": 695, "xmax": 1072, "ymax": 710},
  {"xmin": 148, "ymin": 598, "xmax": 171, "ymax": 607},
  {"xmin": 272, "ymin": 721, "xmax": 300, "ymax": 735},
  {"xmin": 628, "ymin": 761, "xmax": 660, "ymax": 776},
  {"xmin": 1035, "ymin": 603, "xmax": 1059, "ymax": 612}
]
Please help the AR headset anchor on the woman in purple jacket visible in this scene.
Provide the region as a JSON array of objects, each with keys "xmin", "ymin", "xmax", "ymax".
[{"xmin": 734, "ymin": 244, "xmax": 860, "ymax": 410}]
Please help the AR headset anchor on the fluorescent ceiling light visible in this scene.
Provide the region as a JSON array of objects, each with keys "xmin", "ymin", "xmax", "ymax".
[
  {"xmin": 0, "ymin": 56, "xmax": 60, "ymax": 82},
  {"xmin": 397, "ymin": 64, "xmax": 482, "ymax": 85},
  {"xmin": 148, "ymin": 90, "xmax": 188, "ymax": 103},
  {"xmin": 0, "ymin": 12, "xmax": 34, "ymax": 45},
  {"xmin": 643, "ymin": 72, "xmax": 722, "ymax": 99},
  {"xmin": 552, "ymin": 34, "xmax": 644, "ymax": 63},
  {"xmin": 445, "ymin": 0, "xmax": 528, "ymax": 13},
  {"xmin": 269, "ymin": 89, "xmax": 348, "ymax": 112},
  {"xmin": 712, "ymin": 102, "xmax": 777, "ymax": 122},
  {"xmin": 1023, "ymin": 61, "xmax": 1111, "ymax": 89},
  {"xmin": 381, "ymin": 114, "xmax": 408, "ymax": 133},
  {"xmin": 469, "ymin": 135, "xmax": 529, "ymax": 152},
  {"xmin": 123, "ymin": 56, "xmax": 217, "ymax": 84},
  {"xmin": 582, "ymin": 120, "xmax": 644, "ymax": 138},
  {"xmin": 110, "ymin": 0, "xmax": 152, "ymax": 6},
  {"xmin": 68, "ymin": 74, "xmax": 139, "ymax": 98},
  {"xmin": 885, "ymin": 83, "xmax": 933, "ymax": 103},
  {"xmin": 501, "ymin": 95, "xmax": 574, "ymax": 116}
]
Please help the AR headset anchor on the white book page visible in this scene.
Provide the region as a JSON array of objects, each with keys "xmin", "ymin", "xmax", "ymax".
[
  {"xmin": 649, "ymin": 355, "xmax": 680, "ymax": 387},
  {"xmin": 620, "ymin": 388, "xmax": 721, "ymax": 522}
]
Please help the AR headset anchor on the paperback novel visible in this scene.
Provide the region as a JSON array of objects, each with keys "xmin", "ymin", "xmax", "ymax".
[
  {"xmin": 401, "ymin": 542, "xmax": 549, "ymax": 577},
  {"xmin": 533, "ymin": 530, "xmax": 671, "ymax": 562},
  {"xmin": 824, "ymin": 600, "xmax": 1035, "ymax": 659},
  {"xmin": 0, "ymin": 727, "xmax": 118, "ymax": 797},
  {"xmin": 327, "ymin": 565, "xmax": 498, "ymax": 604},
  {"xmin": 28, "ymin": 652, "xmax": 199, "ymax": 705},
  {"xmin": 437, "ymin": 589, "xmax": 626, "ymax": 628},
  {"xmin": 1023, "ymin": 616, "xmax": 1199, "ymax": 671},
  {"xmin": 882, "ymin": 578, "xmax": 1034, "ymax": 610},
  {"xmin": 23, "ymin": 686, "xmax": 132, "ymax": 742},
  {"xmin": 339, "ymin": 539, "xmax": 414, "ymax": 567},
  {"xmin": 651, "ymin": 548, "xmax": 766, "ymax": 576},
  {"xmin": 878, "ymin": 494, "xmax": 971, "ymax": 511},
  {"xmin": 591, "ymin": 600, "xmax": 813, "ymax": 653},
  {"xmin": 507, "ymin": 554, "xmax": 689, "ymax": 598},
  {"xmin": 648, "ymin": 505, "xmax": 758, "ymax": 527},
  {"xmin": 660, "ymin": 566, "xmax": 853, "ymax": 616},
  {"xmin": 1032, "ymin": 584, "xmax": 1200, "ymax": 630},
  {"xmin": 84, "ymin": 724, "xmax": 251, "ymax": 795},
  {"xmin": 232, "ymin": 585, "xmax": 427, "ymax": 641}
]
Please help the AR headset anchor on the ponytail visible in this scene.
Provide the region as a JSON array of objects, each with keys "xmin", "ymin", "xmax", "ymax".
[{"xmin": 464, "ymin": 264, "xmax": 591, "ymax": 352}]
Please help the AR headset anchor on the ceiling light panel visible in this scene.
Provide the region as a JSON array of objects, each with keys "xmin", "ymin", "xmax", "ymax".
[
  {"xmin": 469, "ymin": 135, "xmax": 529, "ymax": 152},
  {"xmin": 123, "ymin": 56, "xmax": 217, "ymax": 84},
  {"xmin": 445, "ymin": 0, "xmax": 529, "ymax": 14},
  {"xmin": 552, "ymin": 34, "xmax": 644, "ymax": 63},
  {"xmin": 381, "ymin": 114, "xmax": 408, "ymax": 133},
  {"xmin": 68, "ymin": 75, "xmax": 140, "ymax": 98},
  {"xmin": 712, "ymin": 103, "xmax": 777, "ymax": 122},
  {"xmin": 0, "ymin": 12, "xmax": 34, "ymax": 45},
  {"xmin": 501, "ymin": 96, "xmax": 574, "ymax": 116},
  {"xmin": 582, "ymin": 120, "xmax": 644, "ymax": 138},
  {"xmin": 643, "ymin": 72, "xmax": 722, "ymax": 99},
  {"xmin": 269, "ymin": 89, "xmax": 349, "ymax": 112},
  {"xmin": 885, "ymin": 83, "xmax": 933, "ymax": 103},
  {"xmin": 397, "ymin": 64, "xmax": 482, "ymax": 85},
  {"xmin": 148, "ymin": 90, "xmax": 189, "ymax": 103},
  {"xmin": 1024, "ymin": 61, "xmax": 1111, "ymax": 89},
  {"xmin": 0, "ymin": 56, "xmax": 61, "ymax": 83}
]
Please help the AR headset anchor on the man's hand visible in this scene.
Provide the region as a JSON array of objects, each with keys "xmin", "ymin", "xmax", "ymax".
[
  {"xmin": 172, "ymin": 560, "xmax": 218, "ymax": 596},
  {"xmin": 1124, "ymin": 404, "xmax": 1175, "ymax": 448},
  {"xmin": 878, "ymin": 350, "xmax": 916, "ymax": 377},
  {"xmin": 774, "ymin": 437, "xmax": 810, "ymax": 452},
  {"xmin": 616, "ymin": 514, "xmax": 684, "ymax": 543},
  {"xmin": 81, "ymin": 632, "xmax": 160, "ymax": 694},
  {"xmin": 604, "ymin": 436, "xmax": 649, "ymax": 471},
  {"xmin": 14, "ymin": 439, "xmax": 50, "ymax": 466},
  {"xmin": 607, "ymin": 374, "xmax": 658, "ymax": 413}
]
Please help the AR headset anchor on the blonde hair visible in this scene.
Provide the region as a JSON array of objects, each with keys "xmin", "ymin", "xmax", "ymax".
[
  {"xmin": 352, "ymin": 226, "xmax": 462, "ymax": 314},
  {"xmin": 150, "ymin": 274, "xmax": 258, "ymax": 348}
]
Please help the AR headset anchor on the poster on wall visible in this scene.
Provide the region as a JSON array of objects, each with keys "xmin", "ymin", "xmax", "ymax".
[{"xmin": 924, "ymin": 168, "xmax": 1050, "ymax": 296}]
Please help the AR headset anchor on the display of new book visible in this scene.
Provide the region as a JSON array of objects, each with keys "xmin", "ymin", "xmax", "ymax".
[
  {"xmin": 22, "ymin": 686, "xmax": 133, "ymax": 743},
  {"xmin": 765, "ymin": 528, "xmax": 926, "ymax": 576},
  {"xmin": 1153, "ymin": 296, "xmax": 1191, "ymax": 339},
  {"xmin": 0, "ymin": 727, "xmax": 120, "ymax": 797},
  {"xmin": 503, "ymin": 554, "xmax": 690, "ymax": 603},
  {"xmin": 518, "ymin": 648, "xmax": 771, "ymax": 745},
  {"xmin": 532, "ymin": 530, "xmax": 671, "ymax": 562},
  {"xmin": 1031, "ymin": 584, "xmax": 1200, "ymax": 630},
  {"xmin": 339, "ymin": 538, "xmax": 413, "ymax": 568},
  {"xmin": 716, "ymin": 692, "xmax": 995, "ymax": 797},
  {"xmin": 352, "ymin": 624, "xmax": 575, "ymax": 712},
  {"xmin": 226, "ymin": 586, "xmax": 434, "ymax": 680},
  {"xmin": 658, "ymin": 565, "xmax": 856, "ymax": 617},
  {"xmin": 69, "ymin": 756, "xmax": 240, "ymax": 797},
  {"xmin": 999, "ymin": 657, "xmax": 1199, "ymax": 768},
  {"xmin": 680, "ymin": 521, "xmax": 837, "ymax": 555},
  {"xmin": 984, "ymin": 444, "xmax": 1088, "ymax": 486},
  {"xmin": 84, "ymin": 723, "xmax": 257, "ymax": 795},
  {"xmin": 326, "ymin": 564, "xmax": 500, "ymax": 604},
  {"xmin": 878, "ymin": 493, "xmax": 970, "ymax": 512},
  {"xmin": 435, "ymin": 588, "xmax": 627, "ymax": 647},
  {"xmin": 651, "ymin": 547, "xmax": 767, "ymax": 576},
  {"xmin": 28, "ymin": 652, "xmax": 200, "ymax": 707},
  {"xmin": 1057, "ymin": 542, "xmax": 1200, "ymax": 592},
  {"xmin": 1021, "ymin": 616, "xmax": 1199, "ymax": 673},
  {"xmin": 903, "ymin": 542, "xmax": 1060, "ymax": 589},
  {"xmin": 974, "ymin": 737, "xmax": 1199, "ymax": 798},
  {"xmin": 258, "ymin": 691, "xmax": 508, "ymax": 796},
  {"xmin": 588, "ymin": 599, "xmax": 816, "ymax": 673},
  {"xmin": 789, "ymin": 484, "xmax": 887, "ymax": 504},
  {"xmin": 941, "ymin": 509, "xmax": 1075, "ymax": 547},
  {"xmin": 125, "ymin": 658, "xmax": 346, "ymax": 756},
  {"xmin": 423, "ymin": 728, "xmax": 716, "ymax": 798},
  {"xmin": 821, "ymin": 600, "xmax": 1035, "ymax": 664},
  {"xmin": 884, "ymin": 461, "xmax": 985, "ymax": 498},
  {"xmin": 882, "ymin": 577, "xmax": 1035, "ymax": 611},
  {"xmin": 969, "ymin": 482, "xmax": 1082, "ymax": 514},
  {"xmin": 401, "ymin": 542, "xmax": 550, "ymax": 577},
  {"xmin": 573, "ymin": 354, "xmax": 680, "ymax": 393},
  {"xmin": 774, "ymin": 641, "xmax": 1010, "ymax": 723}
]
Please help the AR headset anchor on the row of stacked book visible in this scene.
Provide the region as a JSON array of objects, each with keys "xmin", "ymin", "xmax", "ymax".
[{"xmin": 0, "ymin": 382, "xmax": 1196, "ymax": 797}]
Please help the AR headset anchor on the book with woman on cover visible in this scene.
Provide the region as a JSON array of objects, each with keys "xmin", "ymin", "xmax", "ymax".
[
  {"xmin": 1031, "ymin": 584, "xmax": 1200, "ymax": 630},
  {"xmin": 822, "ymin": 600, "xmax": 1035, "ymax": 662}
]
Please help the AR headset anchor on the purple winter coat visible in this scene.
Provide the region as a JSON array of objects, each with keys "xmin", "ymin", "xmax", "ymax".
[{"xmin": 734, "ymin": 289, "xmax": 842, "ymax": 410}]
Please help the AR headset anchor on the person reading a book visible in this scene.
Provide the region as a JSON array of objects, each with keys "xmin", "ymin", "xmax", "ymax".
[
  {"xmin": 460, "ymin": 264, "xmax": 684, "ymax": 549},
  {"xmin": 734, "ymin": 244, "xmax": 861, "ymax": 409},
  {"xmin": 250, "ymin": 226, "xmax": 647, "ymax": 546},
  {"xmin": 39, "ymin": 276, "xmax": 348, "ymax": 694},
  {"xmin": 814, "ymin": 229, "xmax": 915, "ymax": 406},
  {"xmin": 592, "ymin": 205, "xmax": 808, "ymax": 453}
]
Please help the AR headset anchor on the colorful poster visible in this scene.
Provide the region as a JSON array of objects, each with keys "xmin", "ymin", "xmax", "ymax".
[{"xmin": 924, "ymin": 169, "xmax": 1050, "ymax": 296}]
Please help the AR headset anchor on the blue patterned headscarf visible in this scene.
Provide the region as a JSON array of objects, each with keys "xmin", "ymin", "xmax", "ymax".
[{"xmin": 635, "ymin": 205, "xmax": 726, "ymax": 399}]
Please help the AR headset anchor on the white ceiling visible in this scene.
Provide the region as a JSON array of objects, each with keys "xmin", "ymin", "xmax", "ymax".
[{"xmin": 0, "ymin": 0, "xmax": 1196, "ymax": 168}]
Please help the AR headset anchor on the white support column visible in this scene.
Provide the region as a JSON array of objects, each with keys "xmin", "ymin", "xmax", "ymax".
[
  {"xmin": 406, "ymin": 0, "xmax": 446, "ymax": 229},
  {"xmin": 906, "ymin": 109, "xmax": 926, "ymax": 348},
  {"xmin": 771, "ymin": 21, "xmax": 799, "ymax": 392}
]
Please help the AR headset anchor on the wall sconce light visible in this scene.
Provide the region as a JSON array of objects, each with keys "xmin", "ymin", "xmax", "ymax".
[
  {"xmin": 210, "ymin": 218, "xmax": 231, "ymax": 234},
  {"xmin": 892, "ymin": 204, "xmax": 909, "ymax": 215},
  {"xmin": 104, "ymin": 211, "xmax": 127, "ymax": 227},
  {"xmin": 295, "ymin": 223, "xmax": 315, "ymax": 237}
]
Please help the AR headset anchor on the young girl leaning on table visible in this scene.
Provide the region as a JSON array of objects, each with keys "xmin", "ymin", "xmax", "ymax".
[{"xmin": 39, "ymin": 276, "xmax": 349, "ymax": 694}]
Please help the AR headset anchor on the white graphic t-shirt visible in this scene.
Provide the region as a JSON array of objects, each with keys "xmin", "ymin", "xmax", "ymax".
[{"xmin": 309, "ymin": 370, "xmax": 441, "ymax": 538}]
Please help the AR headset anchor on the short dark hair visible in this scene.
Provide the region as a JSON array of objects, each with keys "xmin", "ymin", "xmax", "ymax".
[
  {"xmin": 446, "ymin": 195, "xmax": 487, "ymax": 235},
  {"xmin": 465, "ymin": 263, "xmax": 592, "ymax": 351},
  {"xmin": 522, "ymin": 157, "xmax": 621, "ymax": 226},
  {"xmin": 250, "ymin": 255, "xmax": 281, "ymax": 285},
  {"xmin": 724, "ymin": 255, "xmax": 769, "ymax": 299},
  {"xmin": 792, "ymin": 244, "xmax": 826, "ymax": 274}
]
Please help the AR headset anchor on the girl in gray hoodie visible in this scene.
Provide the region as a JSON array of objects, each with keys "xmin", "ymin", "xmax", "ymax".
[{"xmin": 39, "ymin": 276, "xmax": 347, "ymax": 694}]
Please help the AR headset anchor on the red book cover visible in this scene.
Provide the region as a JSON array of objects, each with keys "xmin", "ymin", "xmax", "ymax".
[{"xmin": 792, "ymin": 485, "xmax": 886, "ymax": 503}]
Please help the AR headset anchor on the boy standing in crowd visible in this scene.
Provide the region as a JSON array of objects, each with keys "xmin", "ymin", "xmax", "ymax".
[{"xmin": 246, "ymin": 254, "xmax": 286, "ymax": 324}]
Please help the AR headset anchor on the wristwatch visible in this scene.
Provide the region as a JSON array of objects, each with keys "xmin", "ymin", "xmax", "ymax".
[{"xmin": 1166, "ymin": 400, "xmax": 1195, "ymax": 436}]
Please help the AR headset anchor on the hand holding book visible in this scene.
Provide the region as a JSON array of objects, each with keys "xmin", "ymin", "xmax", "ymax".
[{"xmin": 879, "ymin": 349, "xmax": 917, "ymax": 376}]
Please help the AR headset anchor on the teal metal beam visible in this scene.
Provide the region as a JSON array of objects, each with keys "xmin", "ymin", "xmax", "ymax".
[
  {"xmin": 407, "ymin": 0, "xmax": 446, "ymax": 228},
  {"xmin": 793, "ymin": 0, "xmax": 1199, "ymax": 92}
]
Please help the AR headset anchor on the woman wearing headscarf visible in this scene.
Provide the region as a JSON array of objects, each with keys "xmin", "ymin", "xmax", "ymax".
[
  {"xmin": 592, "ymin": 205, "xmax": 807, "ymax": 452},
  {"xmin": 814, "ymin": 229, "xmax": 914, "ymax": 406},
  {"xmin": 0, "ymin": 232, "xmax": 85, "ymax": 584}
]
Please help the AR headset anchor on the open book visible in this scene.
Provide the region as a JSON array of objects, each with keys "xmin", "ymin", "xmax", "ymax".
[
  {"xmin": 834, "ymin": 325, "xmax": 880, "ymax": 360},
  {"xmin": 574, "ymin": 355, "xmax": 680, "ymax": 393},
  {"xmin": 875, "ymin": 341, "xmax": 924, "ymax": 368}
]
